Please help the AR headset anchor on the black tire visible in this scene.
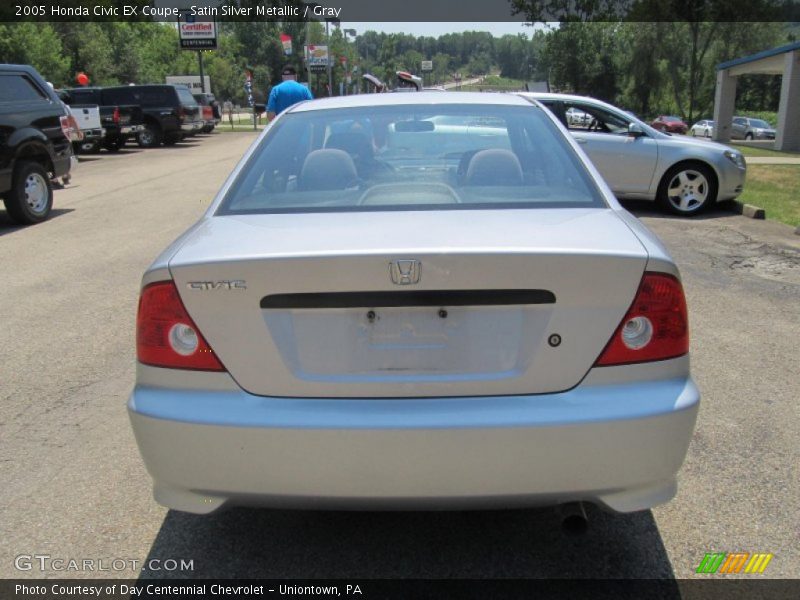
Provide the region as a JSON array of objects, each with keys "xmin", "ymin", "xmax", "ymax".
[
  {"xmin": 79, "ymin": 140, "xmax": 102, "ymax": 154},
  {"xmin": 657, "ymin": 162, "xmax": 717, "ymax": 217},
  {"xmin": 137, "ymin": 123, "xmax": 162, "ymax": 148},
  {"xmin": 745, "ymin": 133, "xmax": 754, "ymax": 140},
  {"xmin": 104, "ymin": 138, "xmax": 124, "ymax": 152},
  {"xmin": 3, "ymin": 161, "xmax": 53, "ymax": 224}
]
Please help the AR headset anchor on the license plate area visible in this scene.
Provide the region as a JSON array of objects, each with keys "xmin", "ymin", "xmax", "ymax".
[{"xmin": 264, "ymin": 302, "xmax": 553, "ymax": 380}]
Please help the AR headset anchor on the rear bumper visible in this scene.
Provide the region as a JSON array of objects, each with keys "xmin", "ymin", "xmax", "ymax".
[
  {"xmin": 128, "ymin": 359, "xmax": 699, "ymax": 515},
  {"xmin": 120, "ymin": 124, "xmax": 145, "ymax": 136},
  {"xmin": 82, "ymin": 127, "xmax": 105, "ymax": 140}
]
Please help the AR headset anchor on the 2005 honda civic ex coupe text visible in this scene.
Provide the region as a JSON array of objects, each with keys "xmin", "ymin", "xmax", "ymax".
[{"xmin": 129, "ymin": 93, "xmax": 699, "ymax": 515}]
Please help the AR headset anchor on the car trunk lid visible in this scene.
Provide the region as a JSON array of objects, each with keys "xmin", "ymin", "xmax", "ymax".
[{"xmin": 168, "ymin": 208, "xmax": 648, "ymax": 397}]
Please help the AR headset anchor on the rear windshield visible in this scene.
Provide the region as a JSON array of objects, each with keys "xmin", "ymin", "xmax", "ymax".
[
  {"xmin": 177, "ymin": 87, "xmax": 198, "ymax": 106},
  {"xmin": 750, "ymin": 119, "xmax": 770, "ymax": 128},
  {"xmin": 102, "ymin": 86, "xmax": 174, "ymax": 106},
  {"xmin": 218, "ymin": 104, "xmax": 605, "ymax": 215}
]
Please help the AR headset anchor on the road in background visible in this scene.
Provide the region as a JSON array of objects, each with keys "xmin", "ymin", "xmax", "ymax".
[{"xmin": 1, "ymin": 134, "xmax": 797, "ymax": 579}]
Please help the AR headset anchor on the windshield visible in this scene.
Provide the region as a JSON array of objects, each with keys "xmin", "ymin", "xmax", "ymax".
[
  {"xmin": 218, "ymin": 104, "xmax": 604, "ymax": 215},
  {"xmin": 750, "ymin": 119, "xmax": 770, "ymax": 128},
  {"xmin": 664, "ymin": 116, "xmax": 682, "ymax": 122}
]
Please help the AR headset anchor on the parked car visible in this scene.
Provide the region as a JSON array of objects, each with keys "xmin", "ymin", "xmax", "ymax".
[
  {"xmin": 192, "ymin": 92, "xmax": 221, "ymax": 133},
  {"xmin": 651, "ymin": 115, "xmax": 688, "ymax": 135},
  {"xmin": 731, "ymin": 116, "xmax": 776, "ymax": 140},
  {"xmin": 99, "ymin": 85, "xmax": 202, "ymax": 147},
  {"xmin": 516, "ymin": 92, "xmax": 746, "ymax": 215},
  {"xmin": 566, "ymin": 107, "xmax": 591, "ymax": 127},
  {"xmin": 0, "ymin": 64, "xmax": 78, "ymax": 224},
  {"xmin": 56, "ymin": 92, "xmax": 105, "ymax": 154},
  {"xmin": 129, "ymin": 92, "xmax": 699, "ymax": 517},
  {"xmin": 690, "ymin": 119, "xmax": 715, "ymax": 138},
  {"xmin": 61, "ymin": 87, "xmax": 145, "ymax": 152}
]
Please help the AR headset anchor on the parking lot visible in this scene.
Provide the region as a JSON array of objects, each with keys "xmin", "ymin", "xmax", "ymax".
[{"xmin": 1, "ymin": 132, "xmax": 798, "ymax": 580}]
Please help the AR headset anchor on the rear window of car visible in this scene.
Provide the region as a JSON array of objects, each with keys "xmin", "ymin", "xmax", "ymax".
[
  {"xmin": 177, "ymin": 87, "xmax": 198, "ymax": 106},
  {"xmin": 750, "ymin": 119, "xmax": 770, "ymax": 128},
  {"xmin": 218, "ymin": 104, "xmax": 605, "ymax": 215},
  {"xmin": 0, "ymin": 74, "xmax": 47, "ymax": 103},
  {"xmin": 67, "ymin": 89, "xmax": 99, "ymax": 104},
  {"xmin": 663, "ymin": 116, "xmax": 682, "ymax": 122},
  {"xmin": 102, "ymin": 86, "xmax": 175, "ymax": 106}
]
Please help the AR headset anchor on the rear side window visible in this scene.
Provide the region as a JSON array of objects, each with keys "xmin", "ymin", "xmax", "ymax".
[{"xmin": 0, "ymin": 74, "xmax": 47, "ymax": 103}]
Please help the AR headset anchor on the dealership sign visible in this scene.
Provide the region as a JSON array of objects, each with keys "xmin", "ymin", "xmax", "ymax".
[
  {"xmin": 305, "ymin": 45, "xmax": 329, "ymax": 72},
  {"xmin": 179, "ymin": 15, "xmax": 217, "ymax": 50}
]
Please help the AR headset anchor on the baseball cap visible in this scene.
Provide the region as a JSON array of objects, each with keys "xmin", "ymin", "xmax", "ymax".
[{"xmin": 281, "ymin": 65, "xmax": 297, "ymax": 76}]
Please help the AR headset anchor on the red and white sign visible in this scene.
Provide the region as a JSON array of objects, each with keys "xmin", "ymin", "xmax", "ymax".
[{"xmin": 179, "ymin": 19, "xmax": 217, "ymax": 50}]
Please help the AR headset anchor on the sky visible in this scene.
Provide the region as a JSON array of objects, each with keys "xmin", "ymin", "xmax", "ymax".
[{"xmin": 349, "ymin": 22, "xmax": 543, "ymax": 38}]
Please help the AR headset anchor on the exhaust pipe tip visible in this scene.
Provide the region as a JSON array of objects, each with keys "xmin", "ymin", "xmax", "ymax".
[{"xmin": 559, "ymin": 502, "xmax": 589, "ymax": 536}]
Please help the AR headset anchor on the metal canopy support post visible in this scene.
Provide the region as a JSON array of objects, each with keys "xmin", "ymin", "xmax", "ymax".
[
  {"xmin": 712, "ymin": 69, "xmax": 736, "ymax": 143},
  {"xmin": 775, "ymin": 50, "xmax": 800, "ymax": 151}
]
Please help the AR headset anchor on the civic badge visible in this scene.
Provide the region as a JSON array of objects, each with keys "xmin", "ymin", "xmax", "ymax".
[{"xmin": 389, "ymin": 259, "xmax": 421, "ymax": 285}]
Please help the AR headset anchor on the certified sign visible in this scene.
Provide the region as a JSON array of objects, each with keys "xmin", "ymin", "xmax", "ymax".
[
  {"xmin": 179, "ymin": 16, "xmax": 217, "ymax": 50},
  {"xmin": 305, "ymin": 45, "xmax": 329, "ymax": 72}
]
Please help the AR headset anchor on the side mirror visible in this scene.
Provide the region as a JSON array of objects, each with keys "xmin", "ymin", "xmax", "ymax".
[{"xmin": 628, "ymin": 122, "xmax": 645, "ymax": 138}]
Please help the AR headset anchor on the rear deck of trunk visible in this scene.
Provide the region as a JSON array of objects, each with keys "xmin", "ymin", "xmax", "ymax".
[{"xmin": 168, "ymin": 208, "xmax": 648, "ymax": 397}]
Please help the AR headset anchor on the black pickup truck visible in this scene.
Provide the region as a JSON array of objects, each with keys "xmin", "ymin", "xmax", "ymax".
[
  {"xmin": 100, "ymin": 85, "xmax": 203, "ymax": 147},
  {"xmin": 1, "ymin": 64, "xmax": 77, "ymax": 224},
  {"xmin": 60, "ymin": 87, "xmax": 145, "ymax": 152}
]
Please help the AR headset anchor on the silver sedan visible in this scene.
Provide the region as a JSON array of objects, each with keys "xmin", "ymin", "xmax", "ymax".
[
  {"xmin": 129, "ymin": 93, "xmax": 699, "ymax": 516},
  {"xmin": 517, "ymin": 93, "xmax": 746, "ymax": 215},
  {"xmin": 690, "ymin": 119, "xmax": 715, "ymax": 138}
]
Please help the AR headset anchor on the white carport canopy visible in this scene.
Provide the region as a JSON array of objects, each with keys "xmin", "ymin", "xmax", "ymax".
[{"xmin": 713, "ymin": 41, "xmax": 800, "ymax": 151}]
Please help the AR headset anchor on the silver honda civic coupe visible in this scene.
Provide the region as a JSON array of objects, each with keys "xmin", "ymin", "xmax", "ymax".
[{"xmin": 129, "ymin": 93, "xmax": 699, "ymax": 515}]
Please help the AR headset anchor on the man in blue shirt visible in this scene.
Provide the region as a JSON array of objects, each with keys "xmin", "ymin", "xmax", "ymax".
[{"xmin": 267, "ymin": 65, "xmax": 313, "ymax": 121}]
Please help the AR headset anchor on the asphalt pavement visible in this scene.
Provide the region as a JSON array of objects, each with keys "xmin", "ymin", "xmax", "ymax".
[{"xmin": 1, "ymin": 133, "xmax": 797, "ymax": 581}]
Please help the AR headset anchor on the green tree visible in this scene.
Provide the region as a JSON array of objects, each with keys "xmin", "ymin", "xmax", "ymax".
[{"xmin": 0, "ymin": 23, "xmax": 70, "ymax": 85}]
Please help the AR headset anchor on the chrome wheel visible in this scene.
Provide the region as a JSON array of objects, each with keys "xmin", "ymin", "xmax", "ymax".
[
  {"xmin": 666, "ymin": 169, "xmax": 709, "ymax": 213},
  {"xmin": 139, "ymin": 129, "xmax": 153, "ymax": 145},
  {"xmin": 25, "ymin": 172, "xmax": 49, "ymax": 214}
]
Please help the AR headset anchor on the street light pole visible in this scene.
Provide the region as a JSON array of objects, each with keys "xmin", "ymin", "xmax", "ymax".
[
  {"xmin": 325, "ymin": 19, "xmax": 332, "ymax": 95},
  {"xmin": 343, "ymin": 28, "xmax": 357, "ymax": 96}
]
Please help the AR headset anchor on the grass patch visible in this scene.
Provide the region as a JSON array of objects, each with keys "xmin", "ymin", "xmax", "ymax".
[
  {"xmin": 732, "ymin": 144, "xmax": 800, "ymax": 158},
  {"xmin": 460, "ymin": 75, "xmax": 526, "ymax": 92},
  {"xmin": 738, "ymin": 165, "xmax": 800, "ymax": 227}
]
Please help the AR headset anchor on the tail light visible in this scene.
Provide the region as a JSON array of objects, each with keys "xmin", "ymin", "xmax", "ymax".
[
  {"xmin": 112, "ymin": 107, "xmax": 120, "ymax": 124},
  {"xmin": 595, "ymin": 272, "xmax": 688, "ymax": 366},
  {"xmin": 60, "ymin": 114, "xmax": 83, "ymax": 142},
  {"xmin": 137, "ymin": 281, "xmax": 225, "ymax": 371}
]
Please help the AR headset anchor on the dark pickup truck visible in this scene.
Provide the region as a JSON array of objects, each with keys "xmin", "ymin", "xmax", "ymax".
[
  {"xmin": 100, "ymin": 85, "xmax": 202, "ymax": 147},
  {"xmin": 1, "ymin": 64, "xmax": 77, "ymax": 224},
  {"xmin": 60, "ymin": 87, "xmax": 145, "ymax": 152}
]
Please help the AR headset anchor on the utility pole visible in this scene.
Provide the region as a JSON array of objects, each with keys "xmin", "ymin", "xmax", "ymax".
[
  {"xmin": 198, "ymin": 51, "xmax": 205, "ymax": 92},
  {"xmin": 325, "ymin": 19, "xmax": 332, "ymax": 96}
]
